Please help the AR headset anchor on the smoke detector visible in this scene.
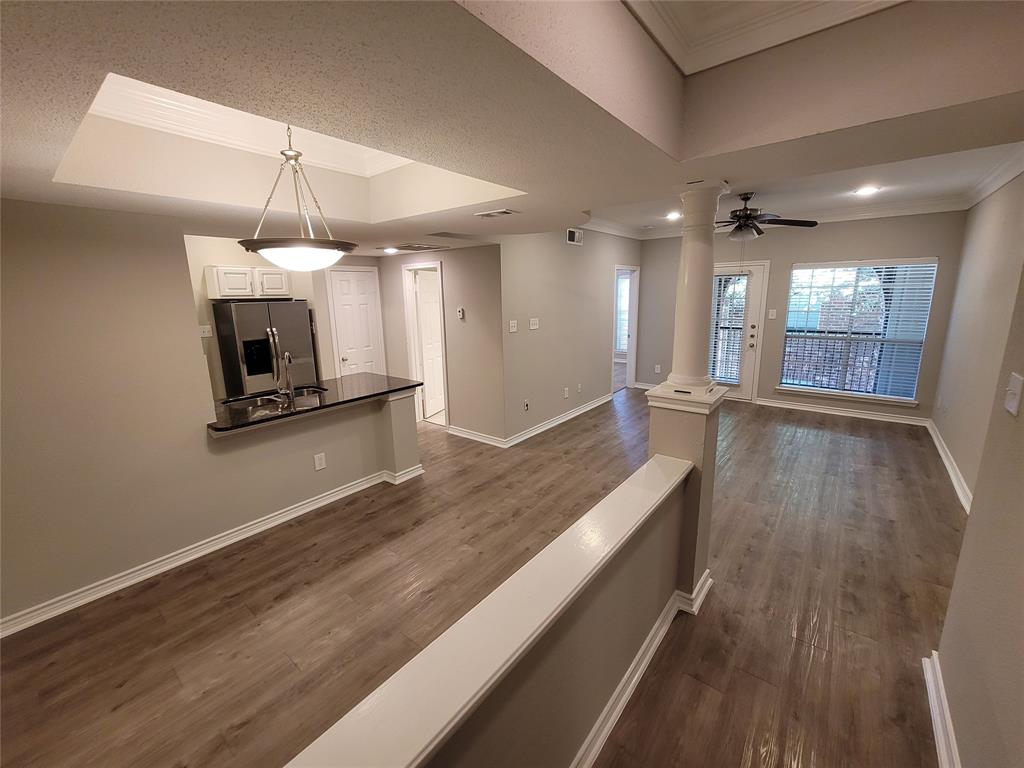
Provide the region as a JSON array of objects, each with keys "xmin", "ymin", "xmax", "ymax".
[{"xmin": 473, "ymin": 208, "xmax": 519, "ymax": 218}]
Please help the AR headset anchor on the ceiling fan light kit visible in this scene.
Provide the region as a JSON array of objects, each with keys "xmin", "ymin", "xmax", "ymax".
[
  {"xmin": 716, "ymin": 192, "xmax": 818, "ymax": 241},
  {"xmin": 238, "ymin": 125, "xmax": 357, "ymax": 272}
]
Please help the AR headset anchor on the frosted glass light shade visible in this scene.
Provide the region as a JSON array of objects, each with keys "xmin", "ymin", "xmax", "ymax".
[{"xmin": 238, "ymin": 237, "xmax": 357, "ymax": 272}]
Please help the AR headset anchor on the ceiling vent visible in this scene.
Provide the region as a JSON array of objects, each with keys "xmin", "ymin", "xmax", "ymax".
[
  {"xmin": 378, "ymin": 243, "xmax": 444, "ymax": 252},
  {"xmin": 566, "ymin": 228, "xmax": 584, "ymax": 246},
  {"xmin": 473, "ymin": 208, "xmax": 519, "ymax": 218}
]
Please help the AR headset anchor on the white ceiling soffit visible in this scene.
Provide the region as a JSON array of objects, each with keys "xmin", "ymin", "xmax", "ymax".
[
  {"xmin": 89, "ymin": 73, "xmax": 414, "ymax": 178},
  {"xmin": 626, "ymin": 0, "xmax": 902, "ymax": 74},
  {"xmin": 586, "ymin": 142, "xmax": 1024, "ymax": 239}
]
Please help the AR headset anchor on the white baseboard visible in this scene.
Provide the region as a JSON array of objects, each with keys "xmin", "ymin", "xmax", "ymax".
[
  {"xmin": 447, "ymin": 393, "xmax": 614, "ymax": 449},
  {"xmin": 571, "ymin": 591, "xmax": 682, "ymax": 768},
  {"xmin": 922, "ymin": 651, "xmax": 962, "ymax": 768},
  {"xmin": 382, "ymin": 464, "xmax": 425, "ymax": 485},
  {"xmin": 0, "ymin": 468, "xmax": 404, "ymax": 638},
  {"xmin": 445, "ymin": 424, "xmax": 508, "ymax": 448},
  {"xmin": 926, "ymin": 422, "xmax": 972, "ymax": 513},
  {"xmin": 675, "ymin": 569, "xmax": 713, "ymax": 615},
  {"xmin": 633, "ymin": 382, "xmax": 656, "ymax": 390},
  {"xmin": 754, "ymin": 396, "xmax": 931, "ymax": 426}
]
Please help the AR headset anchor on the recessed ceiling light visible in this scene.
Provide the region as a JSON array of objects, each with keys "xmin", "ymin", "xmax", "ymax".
[
  {"xmin": 666, "ymin": 211, "xmax": 681, "ymax": 220},
  {"xmin": 384, "ymin": 247, "xmax": 399, "ymax": 255},
  {"xmin": 854, "ymin": 185, "xmax": 881, "ymax": 196}
]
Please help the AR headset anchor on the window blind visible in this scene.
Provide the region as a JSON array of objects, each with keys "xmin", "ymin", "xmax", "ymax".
[
  {"xmin": 780, "ymin": 261, "xmax": 937, "ymax": 400},
  {"xmin": 708, "ymin": 273, "xmax": 748, "ymax": 384}
]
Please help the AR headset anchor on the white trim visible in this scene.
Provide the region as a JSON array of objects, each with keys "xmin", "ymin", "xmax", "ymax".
[
  {"xmin": 571, "ymin": 591, "xmax": 682, "ymax": 768},
  {"xmin": 325, "ymin": 265, "xmax": 388, "ymax": 379},
  {"xmin": 383, "ymin": 465, "xmax": 426, "ymax": 485},
  {"xmin": 922, "ymin": 651, "xmax": 962, "ymax": 768},
  {"xmin": 0, "ymin": 468, "xmax": 406, "ymax": 638},
  {"xmin": 775, "ymin": 384, "xmax": 919, "ymax": 408},
  {"xmin": 968, "ymin": 145, "xmax": 1024, "ymax": 206},
  {"xmin": 401, "ymin": 261, "xmax": 450, "ymax": 427},
  {"xmin": 926, "ymin": 421, "xmax": 972, "ymax": 513},
  {"xmin": 675, "ymin": 569, "xmax": 713, "ymax": 615},
  {"xmin": 634, "ymin": 382, "xmax": 657, "ymax": 390},
  {"xmin": 753, "ymin": 397, "xmax": 930, "ymax": 426},
  {"xmin": 447, "ymin": 393, "xmax": 614, "ymax": 449}
]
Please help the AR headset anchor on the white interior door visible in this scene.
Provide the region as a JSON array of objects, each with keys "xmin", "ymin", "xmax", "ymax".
[
  {"xmin": 414, "ymin": 270, "xmax": 445, "ymax": 418},
  {"xmin": 709, "ymin": 264, "xmax": 765, "ymax": 400},
  {"xmin": 329, "ymin": 267, "xmax": 386, "ymax": 376}
]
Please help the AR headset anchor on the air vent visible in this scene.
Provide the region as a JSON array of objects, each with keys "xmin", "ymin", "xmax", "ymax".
[
  {"xmin": 379, "ymin": 243, "xmax": 443, "ymax": 252},
  {"xmin": 566, "ymin": 228, "xmax": 584, "ymax": 246},
  {"xmin": 473, "ymin": 208, "xmax": 519, "ymax": 218}
]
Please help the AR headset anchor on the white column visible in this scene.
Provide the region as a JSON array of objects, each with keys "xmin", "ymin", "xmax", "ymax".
[{"xmin": 666, "ymin": 187, "xmax": 724, "ymax": 393}]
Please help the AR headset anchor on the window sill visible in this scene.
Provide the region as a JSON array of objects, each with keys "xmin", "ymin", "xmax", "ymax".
[{"xmin": 774, "ymin": 385, "xmax": 919, "ymax": 408}]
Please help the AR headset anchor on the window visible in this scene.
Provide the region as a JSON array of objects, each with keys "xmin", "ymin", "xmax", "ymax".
[
  {"xmin": 708, "ymin": 273, "xmax": 748, "ymax": 384},
  {"xmin": 614, "ymin": 270, "xmax": 631, "ymax": 354},
  {"xmin": 780, "ymin": 260, "xmax": 938, "ymax": 401}
]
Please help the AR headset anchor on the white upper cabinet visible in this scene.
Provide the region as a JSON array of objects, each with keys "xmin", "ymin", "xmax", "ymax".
[
  {"xmin": 204, "ymin": 265, "xmax": 291, "ymax": 298},
  {"xmin": 254, "ymin": 267, "xmax": 291, "ymax": 297}
]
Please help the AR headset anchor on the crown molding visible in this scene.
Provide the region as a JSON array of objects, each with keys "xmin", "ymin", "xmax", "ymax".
[
  {"xmin": 967, "ymin": 145, "xmax": 1024, "ymax": 206},
  {"xmin": 627, "ymin": 1, "xmax": 902, "ymax": 74},
  {"xmin": 581, "ymin": 217, "xmax": 647, "ymax": 239}
]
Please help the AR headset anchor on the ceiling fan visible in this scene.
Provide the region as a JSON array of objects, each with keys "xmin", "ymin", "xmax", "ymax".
[{"xmin": 715, "ymin": 192, "xmax": 817, "ymax": 242}]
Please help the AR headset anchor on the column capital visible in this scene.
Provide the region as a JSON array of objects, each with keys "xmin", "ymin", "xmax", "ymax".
[
  {"xmin": 678, "ymin": 186, "xmax": 726, "ymax": 230},
  {"xmin": 646, "ymin": 381, "xmax": 728, "ymax": 415}
]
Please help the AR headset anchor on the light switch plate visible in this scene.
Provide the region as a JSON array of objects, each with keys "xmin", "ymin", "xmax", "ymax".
[
  {"xmin": 199, "ymin": 324, "xmax": 213, "ymax": 338},
  {"xmin": 654, "ymin": 364, "xmax": 661, "ymax": 374},
  {"xmin": 1005, "ymin": 372, "xmax": 1023, "ymax": 416},
  {"xmin": 529, "ymin": 318, "xmax": 540, "ymax": 330},
  {"xmin": 313, "ymin": 452, "xmax": 327, "ymax": 471},
  {"xmin": 509, "ymin": 320, "xmax": 518, "ymax": 333},
  {"xmin": 768, "ymin": 309, "xmax": 777, "ymax": 320}
]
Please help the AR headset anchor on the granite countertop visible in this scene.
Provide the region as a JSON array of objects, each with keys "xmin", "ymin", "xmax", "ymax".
[{"xmin": 208, "ymin": 372, "xmax": 421, "ymax": 434}]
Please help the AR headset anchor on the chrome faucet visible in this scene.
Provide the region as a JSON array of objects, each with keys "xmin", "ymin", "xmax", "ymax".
[{"xmin": 278, "ymin": 351, "xmax": 295, "ymax": 402}]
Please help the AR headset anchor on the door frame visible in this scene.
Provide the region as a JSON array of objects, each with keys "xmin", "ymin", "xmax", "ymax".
[
  {"xmin": 324, "ymin": 264, "xmax": 387, "ymax": 379},
  {"xmin": 611, "ymin": 264, "xmax": 640, "ymax": 391},
  {"xmin": 401, "ymin": 261, "xmax": 450, "ymax": 425},
  {"xmin": 713, "ymin": 259, "xmax": 770, "ymax": 401}
]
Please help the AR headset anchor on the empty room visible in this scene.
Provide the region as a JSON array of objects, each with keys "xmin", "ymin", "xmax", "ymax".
[{"xmin": 1, "ymin": 2, "xmax": 1022, "ymax": 767}]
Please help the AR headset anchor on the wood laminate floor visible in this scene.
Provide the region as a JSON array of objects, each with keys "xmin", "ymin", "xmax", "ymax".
[
  {"xmin": 1, "ymin": 392, "xmax": 965, "ymax": 767},
  {"xmin": 594, "ymin": 400, "xmax": 966, "ymax": 768},
  {"xmin": 1, "ymin": 390, "xmax": 652, "ymax": 767}
]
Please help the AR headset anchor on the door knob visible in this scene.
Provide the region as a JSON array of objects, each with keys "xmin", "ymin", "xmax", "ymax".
[{"xmin": 342, "ymin": 356, "xmax": 349, "ymax": 362}]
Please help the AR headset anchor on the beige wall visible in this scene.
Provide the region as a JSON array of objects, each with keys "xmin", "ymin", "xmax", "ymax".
[
  {"xmin": 681, "ymin": 2, "xmax": 1024, "ymax": 160},
  {"xmin": 933, "ymin": 174, "xmax": 1024, "ymax": 492},
  {"xmin": 378, "ymin": 246, "xmax": 506, "ymax": 438},
  {"xmin": 637, "ymin": 212, "xmax": 967, "ymax": 418},
  {"xmin": 0, "ymin": 200, "xmax": 413, "ymax": 617},
  {"xmin": 498, "ymin": 230, "xmax": 641, "ymax": 437},
  {"xmin": 937, "ymin": 268, "xmax": 1024, "ymax": 768}
]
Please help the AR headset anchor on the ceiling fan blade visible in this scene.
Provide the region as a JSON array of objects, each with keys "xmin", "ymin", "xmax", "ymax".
[
  {"xmin": 762, "ymin": 218, "xmax": 818, "ymax": 227},
  {"xmin": 750, "ymin": 221, "xmax": 764, "ymax": 236},
  {"xmin": 754, "ymin": 213, "xmax": 779, "ymax": 221},
  {"xmin": 715, "ymin": 220, "xmax": 735, "ymax": 224}
]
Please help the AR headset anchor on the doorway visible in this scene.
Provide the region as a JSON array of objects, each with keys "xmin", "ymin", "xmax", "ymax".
[
  {"xmin": 402, "ymin": 262, "xmax": 448, "ymax": 426},
  {"xmin": 326, "ymin": 266, "xmax": 387, "ymax": 377},
  {"xmin": 709, "ymin": 262, "xmax": 768, "ymax": 400},
  {"xmin": 612, "ymin": 265, "xmax": 640, "ymax": 392}
]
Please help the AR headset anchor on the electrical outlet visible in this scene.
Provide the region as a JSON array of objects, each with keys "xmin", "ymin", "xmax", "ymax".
[
  {"xmin": 563, "ymin": 387, "xmax": 569, "ymax": 399},
  {"xmin": 199, "ymin": 325, "xmax": 213, "ymax": 339},
  {"xmin": 313, "ymin": 452, "xmax": 326, "ymax": 471},
  {"xmin": 523, "ymin": 399, "xmax": 529, "ymax": 411},
  {"xmin": 457, "ymin": 307, "xmax": 466, "ymax": 320},
  {"xmin": 529, "ymin": 318, "xmax": 540, "ymax": 330},
  {"xmin": 509, "ymin": 319, "xmax": 518, "ymax": 333},
  {"xmin": 768, "ymin": 309, "xmax": 777, "ymax": 320},
  {"xmin": 654, "ymin": 364, "xmax": 661, "ymax": 374},
  {"xmin": 1005, "ymin": 372, "xmax": 1023, "ymax": 416},
  {"xmin": 577, "ymin": 383, "xmax": 582, "ymax": 393}
]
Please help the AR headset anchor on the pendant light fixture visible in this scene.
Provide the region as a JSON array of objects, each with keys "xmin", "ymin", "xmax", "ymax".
[{"xmin": 238, "ymin": 126, "xmax": 357, "ymax": 272}]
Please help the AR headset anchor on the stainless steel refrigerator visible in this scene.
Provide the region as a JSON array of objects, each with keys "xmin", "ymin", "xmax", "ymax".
[{"xmin": 213, "ymin": 299, "xmax": 319, "ymax": 399}]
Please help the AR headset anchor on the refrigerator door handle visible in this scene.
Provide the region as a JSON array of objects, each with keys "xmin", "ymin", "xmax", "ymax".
[{"xmin": 267, "ymin": 327, "xmax": 280, "ymax": 383}]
